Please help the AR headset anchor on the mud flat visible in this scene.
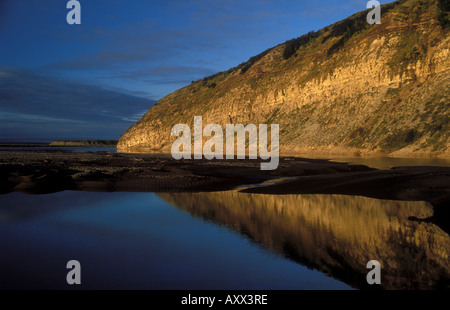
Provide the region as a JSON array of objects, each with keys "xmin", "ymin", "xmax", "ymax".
[{"xmin": 0, "ymin": 149, "xmax": 449, "ymax": 231}]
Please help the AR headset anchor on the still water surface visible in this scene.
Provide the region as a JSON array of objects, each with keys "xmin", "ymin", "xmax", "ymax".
[
  {"xmin": 0, "ymin": 190, "xmax": 448, "ymax": 289},
  {"xmin": 329, "ymin": 157, "xmax": 450, "ymax": 169},
  {"xmin": 0, "ymin": 147, "xmax": 117, "ymax": 153}
]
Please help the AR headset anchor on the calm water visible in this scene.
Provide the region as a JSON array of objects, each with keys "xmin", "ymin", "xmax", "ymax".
[
  {"xmin": 329, "ymin": 157, "xmax": 450, "ymax": 169},
  {"xmin": 0, "ymin": 190, "xmax": 448, "ymax": 290},
  {"xmin": 0, "ymin": 147, "xmax": 117, "ymax": 153}
]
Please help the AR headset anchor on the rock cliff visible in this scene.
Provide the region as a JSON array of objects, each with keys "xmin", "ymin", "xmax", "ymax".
[{"xmin": 118, "ymin": 0, "xmax": 449, "ymax": 157}]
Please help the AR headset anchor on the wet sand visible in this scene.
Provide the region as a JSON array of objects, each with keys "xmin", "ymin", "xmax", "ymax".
[
  {"xmin": 0, "ymin": 150, "xmax": 373, "ymax": 194},
  {"xmin": 0, "ymin": 149, "xmax": 449, "ymax": 231}
]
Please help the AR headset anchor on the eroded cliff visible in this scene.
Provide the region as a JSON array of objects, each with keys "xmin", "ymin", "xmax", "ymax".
[{"xmin": 118, "ymin": 0, "xmax": 449, "ymax": 157}]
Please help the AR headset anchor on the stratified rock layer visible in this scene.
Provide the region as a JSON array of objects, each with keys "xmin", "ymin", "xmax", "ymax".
[{"xmin": 118, "ymin": 0, "xmax": 449, "ymax": 157}]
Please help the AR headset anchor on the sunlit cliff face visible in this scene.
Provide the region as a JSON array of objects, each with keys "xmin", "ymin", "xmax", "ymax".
[
  {"xmin": 118, "ymin": 0, "xmax": 450, "ymax": 157},
  {"xmin": 159, "ymin": 192, "xmax": 450, "ymax": 289}
]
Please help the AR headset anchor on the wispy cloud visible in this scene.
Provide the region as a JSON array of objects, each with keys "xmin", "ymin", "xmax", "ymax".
[{"xmin": 0, "ymin": 67, "xmax": 156, "ymax": 141}]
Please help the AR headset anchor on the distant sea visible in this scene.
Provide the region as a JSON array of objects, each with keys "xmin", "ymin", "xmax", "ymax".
[{"xmin": 0, "ymin": 146, "xmax": 117, "ymax": 153}]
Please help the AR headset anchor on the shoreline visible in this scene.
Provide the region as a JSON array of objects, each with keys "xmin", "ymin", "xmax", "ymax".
[
  {"xmin": 0, "ymin": 149, "xmax": 373, "ymax": 194},
  {"xmin": 1, "ymin": 149, "xmax": 448, "ymax": 196},
  {"xmin": 116, "ymin": 145, "xmax": 450, "ymax": 159},
  {"xmin": 0, "ymin": 149, "xmax": 449, "ymax": 232}
]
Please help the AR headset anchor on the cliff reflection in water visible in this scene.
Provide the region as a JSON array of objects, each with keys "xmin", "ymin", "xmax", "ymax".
[{"xmin": 158, "ymin": 192, "xmax": 450, "ymax": 289}]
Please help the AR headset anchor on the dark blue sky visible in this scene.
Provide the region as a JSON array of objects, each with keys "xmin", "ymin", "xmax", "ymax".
[{"xmin": 0, "ymin": 0, "xmax": 393, "ymax": 141}]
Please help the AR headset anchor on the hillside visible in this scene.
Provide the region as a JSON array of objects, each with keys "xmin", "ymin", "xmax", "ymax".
[{"xmin": 118, "ymin": 0, "xmax": 450, "ymax": 157}]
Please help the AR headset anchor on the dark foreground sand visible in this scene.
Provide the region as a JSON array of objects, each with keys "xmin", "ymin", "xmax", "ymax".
[{"xmin": 1, "ymin": 149, "xmax": 449, "ymax": 231}]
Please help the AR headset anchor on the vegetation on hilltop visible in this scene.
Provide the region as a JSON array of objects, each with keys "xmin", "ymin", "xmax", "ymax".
[{"xmin": 119, "ymin": 0, "xmax": 449, "ymax": 156}]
